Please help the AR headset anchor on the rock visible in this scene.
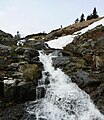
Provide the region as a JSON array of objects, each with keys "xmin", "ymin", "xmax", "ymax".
[
  {"xmin": 7, "ymin": 63, "xmax": 19, "ymax": 71},
  {"xmin": 0, "ymin": 44, "xmax": 12, "ymax": 56},
  {"xmin": 31, "ymin": 41, "xmax": 47, "ymax": 50},
  {"xmin": 26, "ymin": 57, "xmax": 40, "ymax": 64},
  {"xmin": 26, "ymin": 114, "xmax": 36, "ymax": 120},
  {"xmin": 15, "ymin": 47, "xmax": 25, "ymax": 55},
  {"xmin": 32, "ymin": 61, "xmax": 43, "ymax": 69},
  {"xmin": 0, "ymin": 81, "xmax": 4, "ymax": 96},
  {"xmin": 2, "ymin": 103, "xmax": 27, "ymax": 119},
  {"xmin": 52, "ymin": 56, "xmax": 70, "ymax": 69},
  {"xmin": 4, "ymin": 79, "xmax": 37, "ymax": 103},
  {"xmin": 0, "ymin": 57, "xmax": 8, "ymax": 70},
  {"xmin": 11, "ymin": 72, "xmax": 23, "ymax": 79},
  {"xmin": 0, "ymin": 101, "xmax": 4, "ymax": 108},
  {"xmin": 24, "ymin": 48, "xmax": 39, "ymax": 59},
  {"xmin": 11, "ymin": 55, "xmax": 23, "ymax": 63},
  {"xmin": 92, "ymin": 55, "xmax": 104, "ymax": 70},
  {"xmin": 71, "ymin": 70, "xmax": 97, "ymax": 87},
  {"xmin": 4, "ymin": 84, "xmax": 17, "ymax": 100},
  {"xmin": 16, "ymin": 82, "xmax": 36, "ymax": 103},
  {"xmin": 96, "ymin": 37, "xmax": 104, "ymax": 47},
  {"xmin": 0, "ymin": 30, "xmax": 14, "ymax": 46},
  {"xmin": 36, "ymin": 86, "xmax": 46, "ymax": 99}
]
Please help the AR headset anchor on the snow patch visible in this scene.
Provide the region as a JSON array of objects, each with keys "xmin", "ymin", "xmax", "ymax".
[{"xmin": 46, "ymin": 18, "xmax": 104, "ymax": 49}]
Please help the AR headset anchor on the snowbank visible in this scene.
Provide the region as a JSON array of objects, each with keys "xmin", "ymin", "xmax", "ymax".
[{"xmin": 46, "ymin": 18, "xmax": 104, "ymax": 49}]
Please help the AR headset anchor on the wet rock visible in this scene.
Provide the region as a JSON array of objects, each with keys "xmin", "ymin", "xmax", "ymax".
[
  {"xmin": 4, "ymin": 79, "xmax": 37, "ymax": 103},
  {"xmin": 0, "ymin": 101, "xmax": 4, "ymax": 109},
  {"xmin": 36, "ymin": 86, "xmax": 46, "ymax": 99},
  {"xmin": 24, "ymin": 48, "xmax": 39, "ymax": 59},
  {"xmin": 27, "ymin": 114, "xmax": 36, "ymax": 120},
  {"xmin": 16, "ymin": 82, "xmax": 36, "ymax": 103},
  {"xmin": 62, "ymin": 26, "xmax": 104, "ymax": 113},
  {"xmin": 38, "ymin": 118, "xmax": 47, "ymax": 120},
  {"xmin": 0, "ymin": 81, "xmax": 4, "ymax": 96},
  {"xmin": 71, "ymin": 70, "xmax": 99, "ymax": 88},
  {"xmin": 31, "ymin": 41, "xmax": 47, "ymax": 50},
  {"xmin": 52, "ymin": 56, "xmax": 70, "ymax": 69}
]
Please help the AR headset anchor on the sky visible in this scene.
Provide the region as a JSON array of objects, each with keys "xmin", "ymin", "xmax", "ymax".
[{"xmin": 0, "ymin": 0, "xmax": 104, "ymax": 37}]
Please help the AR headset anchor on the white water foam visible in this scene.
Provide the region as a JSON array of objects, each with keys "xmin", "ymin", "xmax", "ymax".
[{"xmin": 27, "ymin": 52, "xmax": 104, "ymax": 120}]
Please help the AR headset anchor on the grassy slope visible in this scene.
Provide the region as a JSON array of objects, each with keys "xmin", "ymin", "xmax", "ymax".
[{"xmin": 45, "ymin": 17, "xmax": 104, "ymax": 41}]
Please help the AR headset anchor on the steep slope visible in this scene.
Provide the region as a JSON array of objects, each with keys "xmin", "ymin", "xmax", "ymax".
[
  {"xmin": 52, "ymin": 19, "xmax": 104, "ymax": 113},
  {"xmin": 45, "ymin": 17, "xmax": 104, "ymax": 41},
  {"xmin": 46, "ymin": 17, "xmax": 104, "ymax": 49}
]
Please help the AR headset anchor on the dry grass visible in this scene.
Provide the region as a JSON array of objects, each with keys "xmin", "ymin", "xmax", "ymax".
[
  {"xmin": 45, "ymin": 17, "xmax": 104, "ymax": 41},
  {"xmin": 22, "ymin": 64, "xmax": 41, "ymax": 81}
]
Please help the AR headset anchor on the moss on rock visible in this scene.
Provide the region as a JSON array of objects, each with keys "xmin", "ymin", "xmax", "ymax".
[
  {"xmin": 22, "ymin": 64, "xmax": 42, "ymax": 81},
  {"xmin": 76, "ymin": 58, "xmax": 86, "ymax": 69}
]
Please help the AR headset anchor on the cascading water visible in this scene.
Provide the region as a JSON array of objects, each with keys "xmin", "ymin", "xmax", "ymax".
[{"xmin": 27, "ymin": 51, "xmax": 104, "ymax": 120}]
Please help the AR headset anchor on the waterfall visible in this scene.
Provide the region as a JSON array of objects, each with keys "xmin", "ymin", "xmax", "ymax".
[
  {"xmin": 36, "ymin": 70, "xmax": 46, "ymax": 100},
  {"xmin": 27, "ymin": 51, "xmax": 104, "ymax": 120}
]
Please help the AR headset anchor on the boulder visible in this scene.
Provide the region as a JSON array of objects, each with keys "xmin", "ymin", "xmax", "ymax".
[
  {"xmin": 24, "ymin": 48, "xmax": 39, "ymax": 59},
  {"xmin": 0, "ymin": 81, "xmax": 4, "ymax": 96},
  {"xmin": 7, "ymin": 63, "xmax": 19, "ymax": 71},
  {"xmin": 71, "ymin": 70, "xmax": 99, "ymax": 88},
  {"xmin": 4, "ymin": 79, "xmax": 37, "ymax": 103},
  {"xmin": 22, "ymin": 64, "xmax": 42, "ymax": 82},
  {"xmin": 0, "ymin": 44, "xmax": 12, "ymax": 56},
  {"xmin": 31, "ymin": 41, "xmax": 47, "ymax": 50},
  {"xmin": 26, "ymin": 57, "xmax": 40, "ymax": 64},
  {"xmin": 52, "ymin": 56, "xmax": 70, "ymax": 69}
]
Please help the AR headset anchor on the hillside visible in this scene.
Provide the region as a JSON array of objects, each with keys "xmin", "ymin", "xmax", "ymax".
[
  {"xmin": 23, "ymin": 17, "xmax": 104, "ymax": 42},
  {"xmin": 44, "ymin": 17, "xmax": 104, "ymax": 41},
  {"xmin": 0, "ymin": 17, "xmax": 104, "ymax": 119},
  {"xmin": 52, "ymin": 19, "xmax": 104, "ymax": 114}
]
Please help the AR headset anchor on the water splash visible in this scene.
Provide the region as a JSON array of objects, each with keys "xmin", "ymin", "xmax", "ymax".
[{"xmin": 27, "ymin": 51, "xmax": 104, "ymax": 120}]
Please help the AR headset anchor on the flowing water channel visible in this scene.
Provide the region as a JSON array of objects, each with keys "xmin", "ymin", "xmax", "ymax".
[{"xmin": 27, "ymin": 51, "xmax": 104, "ymax": 120}]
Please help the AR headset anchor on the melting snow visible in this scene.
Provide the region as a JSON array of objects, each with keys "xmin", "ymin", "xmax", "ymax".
[{"xmin": 46, "ymin": 18, "xmax": 104, "ymax": 49}]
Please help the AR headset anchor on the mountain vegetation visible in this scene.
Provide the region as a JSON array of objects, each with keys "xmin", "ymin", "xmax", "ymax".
[
  {"xmin": 75, "ymin": 7, "xmax": 99, "ymax": 23},
  {"xmin": 0, "ymin": 13, "xmax": 104, "ymax": 119}
]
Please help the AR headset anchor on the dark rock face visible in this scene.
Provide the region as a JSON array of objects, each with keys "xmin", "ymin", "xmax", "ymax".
[
  {"xmin": 61, "ymin": 26, "xmax": 104, "ymax": 114},
  {"xmin": 0, "ymin": 31, "xmax": 57, "ymax": 118},
  {"xmin": 2, "ymin": 103, "xmax": 27, "ymax": 120},
  {"xmin": 52, "ymin": 56, "xmax": 70, "ymax": 69},
  {"xmin": 0, "ymin": 36, "xmax": 44, "ymax": 107},
  {"xmin": 71, "ymin": 70, "xmax": 92, "ymax": 87},
  {"xmin": 24, "ymin": 48, "xmax": 39, "ymax": 58},
  {"xmin": 31, "ymin": 41, "xmax": 47, "ymax": 50},
  {"xmin": 0, "ymin": 82, "xmax": 4, "ymax": 96}
]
